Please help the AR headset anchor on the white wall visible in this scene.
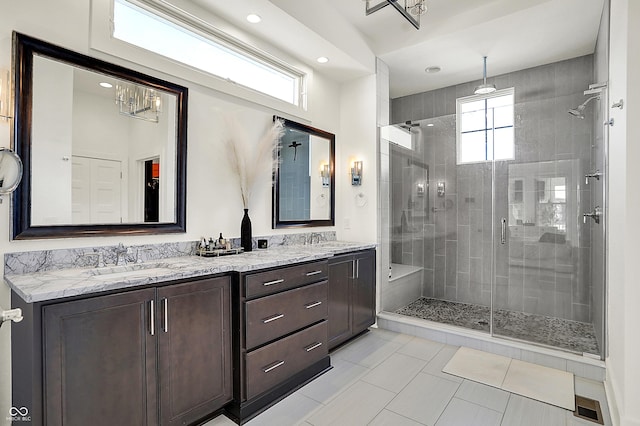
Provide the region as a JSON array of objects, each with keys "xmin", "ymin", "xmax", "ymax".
[
  {"xmin": 0, "ymin": 0, "xmax": 377, "ymax": 423},
  {"xmin": 606, "ymin": 0, "xmax": 640, "ymax": 425},
  {"xmin": 337, "ymin": 75, "xmax": 378, "ymax": 243}
]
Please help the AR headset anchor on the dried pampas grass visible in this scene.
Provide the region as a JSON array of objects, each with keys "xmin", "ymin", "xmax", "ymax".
[{"xmin": 224, "ymin": 117, "xmax": 284, "ymax": 209}]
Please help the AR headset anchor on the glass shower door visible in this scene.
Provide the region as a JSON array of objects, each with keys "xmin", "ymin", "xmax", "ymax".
[{"xmin": 491, "ymin": 137, "xmax": 601, "ymax": 357}]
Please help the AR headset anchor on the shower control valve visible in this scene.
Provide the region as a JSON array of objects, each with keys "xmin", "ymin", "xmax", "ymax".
[{"xmin": 583, "ymin": 206, "xmax": 602, "ymax": 225}]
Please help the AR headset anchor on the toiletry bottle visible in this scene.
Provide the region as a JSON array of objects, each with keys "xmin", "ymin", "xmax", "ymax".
[
  {"xmin": 219, "ymin": 232, "xmax": 226, "ymax": 247},
  {"xmin": 209, "ymin": 237, "xmax": 215, "ymax": 250}
]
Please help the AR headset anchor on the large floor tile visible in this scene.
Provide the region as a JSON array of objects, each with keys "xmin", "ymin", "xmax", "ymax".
[
  {"xmin": 501, "ymin": 394, "xmax": 567, "ymax": 426},
  {"xmin": 361, "ymin": 352, "xmax": 428, "ymax": 393},
  {"xmin": 442, "ymin": 347, "xmax": 511, "ymax": 388},
  {"xmin": 455, "ymin": 380, "xmax": 510, "ymax": 413},
  {"xmin": 369, "ymin": 409, "xmax": 425, "ymax": 426},
  {"xmin": 246, "ymin": 392, "xmax": 322, "ymax": 426},
  {"xmin": 201, "ymin": 414, "xmax": 236, "ymax": 426},
  {"xmin": 370, "ymin": 328, "xmax": 414, "ymax": 345},
  {"xmin": 502, "ymin": 359, "xmax": 575, "ymax": 411},
  {"xmin": 297, "ymin": 358, "xmax": 369, "ymax": 404},
  {"xmin": 386, "ymin": 372, "xmax": 460, "ymax": 425},
  {"xmin": 331, "ymin": 333, "xmax": 403, "ymax": 369},
  {"xmin": 421, "ymin": 345, "xmax": 463, "ymax": 383},
  {"xmin": 397, "ymin": 336, "xmax": 445, "ymax": 362},
  {"xmin": 434, "ymin": 398, "xmax": 503, "ymax": 426},
  {"xmin": 305, "ymin": 381, "xmax": 395, "ymax": 426}
]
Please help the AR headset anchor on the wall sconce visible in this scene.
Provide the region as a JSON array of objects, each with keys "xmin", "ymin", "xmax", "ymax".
[
  {"xmin": 320, "ymin": 164, "xmax": 330, "ymax": 187},
  {"xmin": 351, "ymin": 160, "xmax": 363, "ymax": 186},
  {"xmin": 115, "ymin": 83, "xmax": 162, "ymax": 123},
  {"xmin": 0, "ymin": 68, "xmax": 11, "ymax": 121}
]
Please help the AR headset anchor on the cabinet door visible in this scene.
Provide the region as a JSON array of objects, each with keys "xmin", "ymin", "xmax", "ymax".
[
  {"xmin": 327, "ymin": 256, "xmax": 353, "ymax": 349},
  {"xmin": 352, "ymin": 250, "xmax": 376, "ymax": 334},
  {"xmin": 157, "ymin": 277, "xmax": 232, "ymax": 426},
  {"xmin": 44, "ymin": 288, "xmax": 157, "ymax": 426}
]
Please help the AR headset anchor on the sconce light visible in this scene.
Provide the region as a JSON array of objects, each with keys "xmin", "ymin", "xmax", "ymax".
[
  {"xmin": 320, "ymin": 164, "xmax": 330, "ymax": 187},
  {"xmin": 0, "ymin": 68, "xmax": 11, "ymax": 121},
  {"xmin": 115, "ymin": 83, "xmax": 162, "ymax": 123},
  {"xmin": 351, "ymin": 160, "xmax": 363, "ymax": 186}
]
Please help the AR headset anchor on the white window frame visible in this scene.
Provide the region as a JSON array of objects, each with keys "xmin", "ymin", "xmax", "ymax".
[
  {"xmin": 456, "ymin": 87, "xmax": 515, "ymax": 164},
  {"xmin": 90, "ymin": 0, "xmax": 311, "ymax": 119}
]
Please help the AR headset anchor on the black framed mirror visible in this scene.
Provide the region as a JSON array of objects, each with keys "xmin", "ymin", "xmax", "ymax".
[
  {"xmin": 273, "ymin": 116, "xmax": 335, "ymax": 228},
  {"xmin": 12, "ymin": 32, "xmax": 188, "ymax": 239}
]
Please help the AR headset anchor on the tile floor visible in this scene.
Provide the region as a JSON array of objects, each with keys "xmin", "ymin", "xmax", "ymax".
[{"xmin": 204, "ymin": 329, "xmax": 612, "ymax": 426}]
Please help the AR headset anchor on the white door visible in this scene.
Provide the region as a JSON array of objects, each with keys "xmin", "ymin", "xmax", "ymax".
[{"xmin": 72, "ymin": 156, "xmax": 122, "ymax": 224}]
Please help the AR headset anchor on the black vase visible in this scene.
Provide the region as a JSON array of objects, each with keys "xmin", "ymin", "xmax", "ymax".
[{"xmin": 241, "ymin": 208, "xmax": 252, "ymax": 252}]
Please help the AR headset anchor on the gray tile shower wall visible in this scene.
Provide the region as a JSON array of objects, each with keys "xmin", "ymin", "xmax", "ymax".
[{"xmin": 390, "ymin": 55, "xmax": 595, "ymax": 323}]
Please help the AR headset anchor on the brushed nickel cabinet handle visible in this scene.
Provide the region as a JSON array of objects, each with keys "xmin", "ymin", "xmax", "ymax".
[
  {"xmin": 306, "ymin": 270, "xmax": 322, "ymax": 276},
  {"xmin": 162, "ymin": 298, "xmax": 168, "ymax": 333},
  {"xmin": 305, "ymin": 342, "xmax": 323, "ymax": 352},
  {"xmin": 263, "ymin": 279, "xmax": 284, "ymax": 286},
  {"xmin": 149, "ymin": 300, "xmax": 155, "ymax": 336},
  {"xmin": 305, "ymin": 301, "xmax": 322, "ymax": 309},
  {"xmin": 263, "ymin": 314, "xmax": 285, "ymax": 324},
  {"xmin": 263, "ymin": 360, "xmax": 285, "ymax": 373}
]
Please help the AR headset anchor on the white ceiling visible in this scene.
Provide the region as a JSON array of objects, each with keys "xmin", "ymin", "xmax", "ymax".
[{"xmin": 190, "ymin": 0, "xmax": 605, "ymax": 98}]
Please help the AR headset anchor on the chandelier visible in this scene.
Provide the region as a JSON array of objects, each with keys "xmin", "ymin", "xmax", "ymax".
[
  {"xmin": 115, "ymin": 83, "xmax": 162, "ymax": 123},
  {"xmin": 363, "ymin": 0, "xmax": 428, "ymax": 30}
]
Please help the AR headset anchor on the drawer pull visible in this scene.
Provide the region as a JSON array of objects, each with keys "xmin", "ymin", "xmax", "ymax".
[
  {"xmin": 263, "ymin": 314, "xmax": 285, "ymax": 324},
  {"xmin": 305, "ymin": 342, "xmax": 323, "ymax": 352},
  {"xmin": 305, "ymin": 301, "xmax": 323, "ymax": 309},
  {"xmin": 263, "ymin": 360, "xmax": 285, "ymax": 373},
  {"xmin": 263, "ymin": 278, "xmax": 285, "ymax": 286},
  {"xmin": 306, "ymin": 270, "xmax": 323, "ymax": 276}
]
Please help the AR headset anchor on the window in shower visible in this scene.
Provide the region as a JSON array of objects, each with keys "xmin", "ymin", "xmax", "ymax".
[{"xmin": 456, "ymin": 88, "xmax": 515, "ymax": 164}]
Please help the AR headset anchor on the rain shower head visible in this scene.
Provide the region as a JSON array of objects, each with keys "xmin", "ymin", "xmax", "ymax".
[{"xmin": 568, "ymin": 95, "xmax": 600, "ymax": 119}]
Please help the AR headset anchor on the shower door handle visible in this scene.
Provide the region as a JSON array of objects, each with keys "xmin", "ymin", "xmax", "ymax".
[{"xmin": 501, "ymin": 218, "xmax": 507, "ymax": 244}]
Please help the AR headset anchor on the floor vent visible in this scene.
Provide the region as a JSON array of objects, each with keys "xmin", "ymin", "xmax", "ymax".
[{"xmin": 574, "ymin": 395, "xmax": 604, "ymax": 424}]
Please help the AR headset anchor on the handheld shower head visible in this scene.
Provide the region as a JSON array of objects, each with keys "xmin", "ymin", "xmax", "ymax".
[{"xmin": 568, "ymin": 95, "xmax": 600, "ymax": 119}]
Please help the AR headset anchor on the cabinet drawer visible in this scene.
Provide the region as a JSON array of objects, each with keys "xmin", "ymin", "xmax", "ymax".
[
  {"xmin": 245, "ymin": 281, "xmax": 327, "ymax": 349},
  {"xmin": 245, "ymin": 260, "xmax": 328, "ymax": 299},
  {"xmin": 245, "ymin": 321, "xmax": 328, "ymax": 400}
]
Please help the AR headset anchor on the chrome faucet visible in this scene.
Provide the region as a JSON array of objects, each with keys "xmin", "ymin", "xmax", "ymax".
[
  {"xmin": 583, "ymin": 206, "xmax": 602, "ymax": 224},
  {"xmin": 115, "ymin": 243, "xmax": 129, "ymax": 266}
]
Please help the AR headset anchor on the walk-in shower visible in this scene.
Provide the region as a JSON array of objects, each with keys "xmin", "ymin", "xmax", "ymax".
[{"xmin": 380, "ymin": 53, "xmax": 608, "ymax": 359}]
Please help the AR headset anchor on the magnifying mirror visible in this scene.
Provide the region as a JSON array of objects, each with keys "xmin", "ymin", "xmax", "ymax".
[{"xmin": 0, "ymin": 148, "xmax": 24, "ymax": 198}]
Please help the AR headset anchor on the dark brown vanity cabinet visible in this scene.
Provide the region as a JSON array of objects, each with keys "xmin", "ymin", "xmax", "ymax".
[
  {"xmin": 230, "ymin": 260, "xmax": 331, "ymax": 421},
  {"xmin": 328, "ymin": 249, "xmax": 376, "ymax": 350},
  {"xmin": 17, "ymin": 276, "xmax": 231, "ymax": 426}
]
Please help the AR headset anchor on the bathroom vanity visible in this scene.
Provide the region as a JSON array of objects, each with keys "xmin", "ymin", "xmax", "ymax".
[{"xmin": 7, "ymin": 241, "xmax": 375, "ymax": 425}]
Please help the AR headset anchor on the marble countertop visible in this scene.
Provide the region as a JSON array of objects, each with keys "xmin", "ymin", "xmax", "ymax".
[{"xmin": 5, "ymin": 241, "xmax": 376, "ymax": 303}]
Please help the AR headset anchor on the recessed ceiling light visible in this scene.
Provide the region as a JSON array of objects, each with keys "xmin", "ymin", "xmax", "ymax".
[
  {"xmin": 426, "ymin": 123, "xmax": 435, "ymax": 127},
  {"xmin": 316, "ymin": 57, "xmax": 329, "ymax": 64},
  {"xmin": 424, "ymin": 66, "xmax": 441, "ymax": 74},
  {"xmin": 99, "ymin": 82, "xmax": 113, "ymax": 88},
  {"xmin": 246, "ymin": 14, "xmax": 262, "ymax": 23}
]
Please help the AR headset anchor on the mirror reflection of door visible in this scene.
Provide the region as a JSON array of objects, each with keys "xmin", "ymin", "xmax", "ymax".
[
  {"xmin": 72, "ymin": 156, "xmax": 122, "ymax": 224},
  {"xmin": 144, "ymin": 158, "xmax": 160, "ymax": 222}
]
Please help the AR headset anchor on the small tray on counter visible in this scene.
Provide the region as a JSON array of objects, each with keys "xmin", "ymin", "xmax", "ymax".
[{"xmin": 196, "ymin": 247, "xmax": 244, "ymax": 257}]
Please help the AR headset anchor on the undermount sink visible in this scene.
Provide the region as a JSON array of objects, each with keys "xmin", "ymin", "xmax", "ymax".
[{"xmin": 88, "ymin": 263, "xmax": 176, "ymax": 281}]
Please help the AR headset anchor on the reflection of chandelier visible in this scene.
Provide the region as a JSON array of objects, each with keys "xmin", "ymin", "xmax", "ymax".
[
  {"xmin": 407, "ymin": 0, "xmax": 427, "ymax": 16},
  {"xmin": 115, "ymin": 83, "xmax": 162, "ymax": 123},
  {"xmin": 363, "ymin": 0, "xmax": 428, "ymax": 30}
]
